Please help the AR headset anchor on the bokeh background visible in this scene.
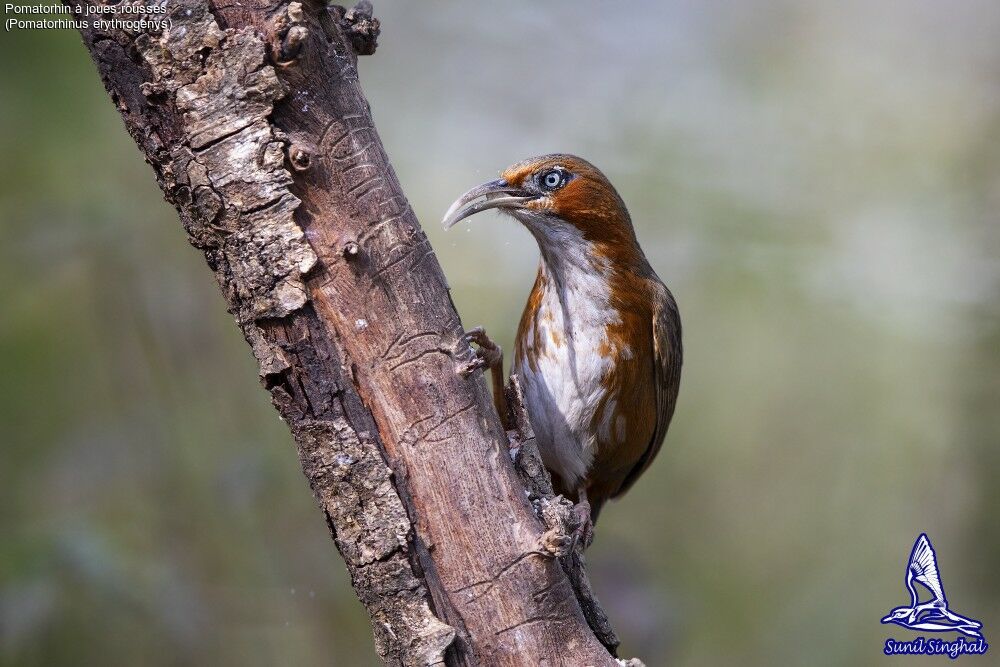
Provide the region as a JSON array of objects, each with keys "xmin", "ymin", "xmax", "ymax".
[{"xmin": 2, "ymin": 1, "xmax": 999, "ymax": 665}]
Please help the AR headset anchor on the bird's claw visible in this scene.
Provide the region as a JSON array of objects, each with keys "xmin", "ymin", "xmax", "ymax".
[
  {"xmin": 457, "ymin": 326, "xmax": 502, "ymax": 377},
  {"xmin": 457, "ymin": 355, "xmax": 489, "ymax": 377}
]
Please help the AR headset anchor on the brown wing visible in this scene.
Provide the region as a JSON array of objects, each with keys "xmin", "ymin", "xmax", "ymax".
[{"xmin": 613, "ymin": 284, "xmax": 682, "ymax": 497}]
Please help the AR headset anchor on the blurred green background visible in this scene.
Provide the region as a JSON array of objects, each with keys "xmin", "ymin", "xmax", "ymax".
[{"xmin": 2, "ymin": 1, "xmax": 999, "ymax": 665}]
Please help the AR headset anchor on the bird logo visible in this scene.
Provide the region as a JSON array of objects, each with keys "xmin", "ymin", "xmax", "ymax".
[{"xmin": 881, "ymin": 534, "xmax": 984, "ymax": 639}]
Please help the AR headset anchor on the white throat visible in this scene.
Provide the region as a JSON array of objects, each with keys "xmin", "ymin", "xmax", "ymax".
[{"xmin": 512, "ymin": 212, "xmax": 622, "ymax": 489}]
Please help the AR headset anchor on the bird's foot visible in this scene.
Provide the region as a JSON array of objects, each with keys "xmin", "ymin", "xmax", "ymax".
[
  {"xmin": 457, "ymin": 326, "xmax": 502, "ymax": 377},
  {"xmin": 570, "ymin": 499, "xmax": 594, "ymax": 551},
  {"xmin": 457, "ymin": 325, "xmax": 512, "ymax": 429}
]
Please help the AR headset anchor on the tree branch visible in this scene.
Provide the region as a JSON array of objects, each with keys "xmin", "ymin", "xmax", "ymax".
[{"xmin": 67, "ymin": 1, "xmax": 634, "ymax": 664}]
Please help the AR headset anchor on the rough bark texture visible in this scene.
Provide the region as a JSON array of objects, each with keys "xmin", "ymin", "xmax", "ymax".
[{"xmin": 68, "ymin": 1, "xmax": 634, "ymax": 665}]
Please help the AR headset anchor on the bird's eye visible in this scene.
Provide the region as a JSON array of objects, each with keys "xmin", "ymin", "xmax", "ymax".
[{"xmin": 540, "ymin": 169, "xmax": 565, "ymax": 190}]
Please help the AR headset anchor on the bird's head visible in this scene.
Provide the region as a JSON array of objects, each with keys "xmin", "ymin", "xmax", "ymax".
[
  {"xmin": 881, "ymin": 607, "xmax": 913, "ymax": 624},
  {"xmin": 442, "ymin": 154, "xmax": 641, "ymax": 255}
]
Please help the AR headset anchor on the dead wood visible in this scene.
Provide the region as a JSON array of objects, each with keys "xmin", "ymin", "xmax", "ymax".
[{"xmin": 67, "ymin": 1, "xmax": 634, "ymax": 664}]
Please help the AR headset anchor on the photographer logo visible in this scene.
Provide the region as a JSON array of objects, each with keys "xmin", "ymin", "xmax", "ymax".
[{"xmin": 881, "ymin": 534, "xmax": 988, "ymax": 659}]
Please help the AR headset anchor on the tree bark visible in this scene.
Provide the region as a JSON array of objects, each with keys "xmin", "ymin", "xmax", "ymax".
[{"xmin": 67, "ymin": 1, "xmax": 633, "ymax": 665}]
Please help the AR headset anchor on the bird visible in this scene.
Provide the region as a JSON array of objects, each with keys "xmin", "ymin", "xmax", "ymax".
[
  {"xmin": 442, "ymin": 154, "xmax": 682, "ymax": 545},
  {"xmin": 881, "ymin": 534, "xmax": 983, "ymax": 638}
]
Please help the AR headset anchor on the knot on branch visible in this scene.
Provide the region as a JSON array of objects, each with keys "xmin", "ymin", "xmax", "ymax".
[
  {"xmin": 533, "ymin": 495, "xmax": 575, "ymax": 558},
  {"xmin": 330, "ymin": 0, "xmax": 380, "ymax": 56},
  {"xmin": 269, "ymin": 1, "xmax": 309, "ymax": 64},
  {"xmin": 342, "ymin": 240, "xmax": 361, "ymax": 258},
  {"xmin": 288, "ymin": 143, "xmax": 312, "ymax": 171}
]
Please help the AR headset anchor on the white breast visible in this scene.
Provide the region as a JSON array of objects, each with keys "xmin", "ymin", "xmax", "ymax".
[{"xmin": 513, "ymin": 236, "xmax": 621, "ymax": 491}]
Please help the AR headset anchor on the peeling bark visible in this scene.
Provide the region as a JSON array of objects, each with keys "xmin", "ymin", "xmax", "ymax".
[{"xmin": 68, "ymin": 1, "xmax": 631, "ymax": 664}]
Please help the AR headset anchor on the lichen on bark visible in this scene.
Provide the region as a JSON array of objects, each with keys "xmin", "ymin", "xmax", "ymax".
[
  {"xmin": 137, "ymin": 2, "xmax": 316, "ymax": 322},
  {"xmin": 296, "ymin": 418, "xmax": 455, "ymax": 665}
]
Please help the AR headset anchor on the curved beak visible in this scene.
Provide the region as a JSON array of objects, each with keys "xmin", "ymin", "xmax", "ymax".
[{"xmin": 441, "ymin": 178, "xmax": 535, "ymax": 229}]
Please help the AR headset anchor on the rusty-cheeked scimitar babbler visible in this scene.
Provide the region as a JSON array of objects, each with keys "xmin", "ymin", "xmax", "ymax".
[{"xmin": 443, "ymin": 154, "xmax": 682, "ymax": 545}]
